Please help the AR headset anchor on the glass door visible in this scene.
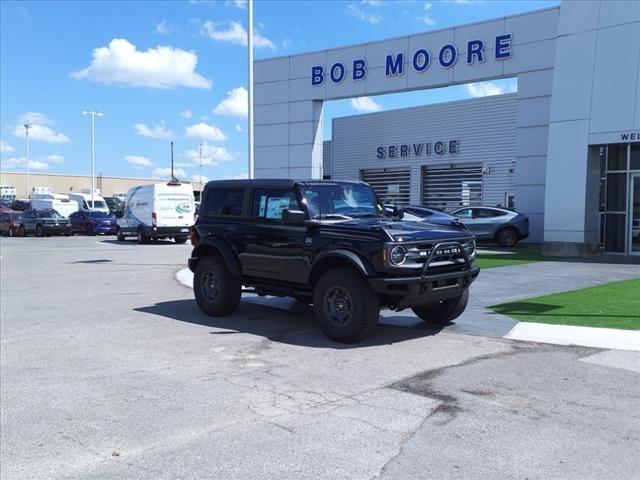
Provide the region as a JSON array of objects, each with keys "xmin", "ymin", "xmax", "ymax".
[{"xmin": 630, "ymin": 173, "xmax": 640, "ymax": 255}]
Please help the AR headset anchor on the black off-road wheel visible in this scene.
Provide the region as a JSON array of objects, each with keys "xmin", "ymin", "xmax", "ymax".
[
  {"xmin": 194, "ymin": 256, "xmax": 241, "ymax": 316},
  {"xmin": 496, "ymin": 227, "xmax": 518, "ymax": 247},
  {"xmin": 313, "ymin": 267, "xmax": 380, "ymax": 343},
  {"xmin": 411, "ymin": 289, "xmax": 469, "ymax": 325},
  {"xmin": 35, "ymin": 225, "xmax": 44, "ymax": 237}
]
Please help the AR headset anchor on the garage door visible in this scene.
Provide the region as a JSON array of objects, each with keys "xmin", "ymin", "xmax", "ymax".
[
  {"xmin": 360, "ymin": 168, "xmax": 411, "ymax": 206},
  {"xmin": 422, "ymin": 164, "xmax": 483, "ymax": 211}
]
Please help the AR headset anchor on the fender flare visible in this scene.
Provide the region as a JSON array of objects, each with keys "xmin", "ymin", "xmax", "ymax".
[
  {"xmin": 190, "ymin": 237, "xmax": 241, "ymax": 276},
  {"xmin": 309, "ymin": 249, "xmax": 375, "ymax": 284}
]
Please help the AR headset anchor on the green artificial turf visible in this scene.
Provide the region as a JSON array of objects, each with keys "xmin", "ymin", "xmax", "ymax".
[
  {"xmin": 474, "ymin": 245, "xmax": 559, "ymax": 269},
  {"xmin": 490, "ymin": 278, "xmax": 640, "ymax": 330}
]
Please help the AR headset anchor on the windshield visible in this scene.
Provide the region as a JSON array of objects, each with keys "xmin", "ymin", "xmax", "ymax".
[
  {"xmin": 87, "ymin": 200, "xmax": 107, "ymax": 209},
  {"xmin": 299, "ymin": 183, "xmax": 384, "ymax": 220},
  {"xmin": 87, "ymin": 211, "xmax": 112, "ymax": 219},
  {"xmin": 38, "ymin": 210, "xmax": 63, "ymax": 219}
]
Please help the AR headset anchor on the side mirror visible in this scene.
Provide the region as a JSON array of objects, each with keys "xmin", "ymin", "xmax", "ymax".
[
  {"xmin": 390, "ymin": 205, "xmax": 404, "ymax": 220},
  {"xmin": 114, "ymin": 210, "xmax": 124, "ymax": 219},
  {"xmin": 282, "ymin": 209, "xmax": 306, "ymax": 225}
]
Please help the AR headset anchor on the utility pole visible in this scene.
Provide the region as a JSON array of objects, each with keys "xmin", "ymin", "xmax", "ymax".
[
  {"xmin": 23, "ymin": 124, "xmax": 31, "ymax": 198},
  {"xmin": 82, "ymin": 110, "xmax": 104, "ymax": 210},
  {"xmin": 199, "ymin": 143, "xmax": 204, "ymax": 194},
  {"xmin": 248, "ymin": 0, "xmax": 254, "ymax": 179}
]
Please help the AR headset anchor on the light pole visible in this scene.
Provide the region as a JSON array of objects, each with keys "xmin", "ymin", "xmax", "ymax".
[
  {"xmin": 199, "ymin": 143, "xmax": 203, "ymax": 194},
  {"xmin": 248, "ymin": 0, "xmax": 254, "ymax": 179},
  {"xmin": 23, "ymin": 124, "xmax": 31, "ymax": 198},
  {"xmin": 82, "ymin": 110, "xmax": 104, "ymax": 210}
]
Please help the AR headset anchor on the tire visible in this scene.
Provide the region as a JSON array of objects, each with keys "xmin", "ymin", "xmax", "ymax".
[
  {"xmin": 193, "ymin": 256, "xmax": 241, "ymax": 316},
  {"xmin": 116, "ymin": 228, "xmax": 125, "ymax": 242},
  {"xmin": 496, "ymin": 227, "xmax": 518, "ymax": 247},
  {"xmin": 313, "ymin": 267, "xmax": 380, "ymax": 343},
  {"xmin": 35, "ymin": 225, "xmax": 44, "ymax": 237},
  {"xmin": 411, "ymin": 289, "xmax": 469, "ymax": 325},
  {"xmin": 18, "ymin": 225, "xmax": 26, "ymax": 237},
  {"xmin": 136, "ymin": 227, "xmax": 147, "ymax": 244},
  {"xmin": 86, "ymin": 224, "xmax": 95, "ymax": 236},
  {"xmin": 8, "ymin": 227, "xmax": 14, "ymax": 237},
  {"xmin": 174, "ymin": 237, "xmax": 187, "ymax": 244}
]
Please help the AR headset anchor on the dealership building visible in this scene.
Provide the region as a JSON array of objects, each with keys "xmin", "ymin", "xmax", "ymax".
[{"xmin": 253, "ymin": 0, "xmax": 640, "ymax": 256}]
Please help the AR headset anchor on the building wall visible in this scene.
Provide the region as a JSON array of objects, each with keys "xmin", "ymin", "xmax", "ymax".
[
  {"xmin": 330, "ymin": 94, "xmax": 519, "ymax": 220},
  {"xmin": 544, "ymin": 0, "xmax": 640, "ymax": 250},
  {"xmin": 0, "ymin": 171, "xmax": 171, "ymax": 199}
]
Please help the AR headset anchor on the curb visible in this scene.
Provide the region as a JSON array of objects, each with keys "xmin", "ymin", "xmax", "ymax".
[{"xmin": 175, "ymin": 268, "xmax": 193, "ymax": 289}]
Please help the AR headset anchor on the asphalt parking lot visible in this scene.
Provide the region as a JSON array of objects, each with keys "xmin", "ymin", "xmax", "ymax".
[{"xmin": 1, "ymin": 236, "xmax": 639, "ymax": 480}]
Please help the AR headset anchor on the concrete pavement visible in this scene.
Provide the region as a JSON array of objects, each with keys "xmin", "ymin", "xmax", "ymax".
[{"xmin": 1, "ymin": 236, "xmax": 639, "ymax": 479}]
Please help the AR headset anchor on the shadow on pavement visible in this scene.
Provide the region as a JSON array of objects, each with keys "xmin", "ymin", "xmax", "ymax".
[
  {"xmin": 101, "ymin": 239, "xmax": 179, "ymax": 246},
  {"xmin": 135, "ymin": 298, "xmax": 446, "ymax": 349}
]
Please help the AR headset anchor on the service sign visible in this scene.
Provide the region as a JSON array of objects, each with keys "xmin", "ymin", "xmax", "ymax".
[{"xmin": 311, "ymin": 34, "xmax": 512, "ymax": 86}]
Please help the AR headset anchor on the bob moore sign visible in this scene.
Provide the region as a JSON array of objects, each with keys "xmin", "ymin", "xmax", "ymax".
[
  {"xmin": 311, "ymin": 34, "xmax": 512, "ymax": 86},
  {"xmin": 376, "ymin": 140, "xmax": 460, "ymax": 159}
]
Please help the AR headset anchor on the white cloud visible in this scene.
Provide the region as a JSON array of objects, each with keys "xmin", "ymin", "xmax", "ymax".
[
  {"xmin": 182, "ymin": 142, "xmax": 233, "ymax": 166},
  {"xmin": 185, "ymin": 122, "xmax": 227, "ymax": 141},
  {"xmin": 1, "ymin": 154, "xmax": 64, "ymax": 171},
  {"xmin": 125, "ymin": 155, "xmax": 155, "ymax": 168},
  {"xmin": 235, "ymin": 123, "xmax": 244, "ymax": 132},
  {"xmin": 346, "ymin": 4, "xmax": 382, "ymax": 24},
  {"xmin": 18, "ymin": 112, "xmax": 53, "ymax": 125},
  {"xmin": 224, "ymin": 173, "xmax": 248, "ymax": 180},
  {"xmin": 134, "ymin": 122, "xmax": 174, "ymax": 139},
  {"xmin": 350, "ymin": 96, "xmax": 382, "ymax": 112},
  {"xmin": 0, "ymin": 140, "xmax": 15, "ymax": 153},
  {"xmin": 11, "ymin": 124, "xmax": 70, "ymax": 143},
  {"xmin": 362, "ymin": 0, "xmax": 382, "ymax": 5},
  {"xmin": 213, "ymin": 86, "xmax": 247, "ymax": 118},
  {"xmin": 191, "ymin": 174, "xmax": 209, "ymax": 184},
  {"xmin": 466, "ymin": 80, "xmax": 517, "ymax": 97},
  {"xmin": 418, "ymin": 2, "xmax": 435, "ymax": 25},
  {"xmin": 152, "ymin": 167, "xmax": 187, "ymax": 179},
  {"xmin": 200, "ymin": 21, "xmax": 276, "ymax": 49},
  {"xmin": 181, "ymin": 109, "xmax": 193, "ymax": 119},
  {"xmin": 155, "ymin": 19, "xmax": 173, "ymax": 35},
  {"xmin": 71, "ymin": 38, "xmax": 211, "ymax": 89},
  {"xmin": 233, "ymin": 0, "xmax": 247, "ymax": 9}
]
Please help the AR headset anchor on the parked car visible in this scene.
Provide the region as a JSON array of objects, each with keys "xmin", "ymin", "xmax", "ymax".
[
  {"xmin": 69, "ymin": 189, "xmax": 110, "ymax": 214},
  {"xmin": 0, "ymin": 211, "xmax": 22, "ymax": 236},
  {"xmin": 116, "ymin": 182, "xmax": 195, "ymax": 244},
  {"xmin": 104, "ymin": 196, "xmax": 124, "ymax": 214},
  {"xmin": 189, "ymin": 179, "xmax": 479, "ymax": 343},
  {"xmin": 10, "ymin": 199, "xmax": 31, "ymax": 211},
  {"xmin": 69, "ymin": 210, "xmax": 117, "ymax": 235},
  {"xmin": 451, "ymin": 206, "xmax": 529, "ymax": 247},
  {"xmin": 18, "ymin": 209, "xmax": 71, "ymax": 237}
]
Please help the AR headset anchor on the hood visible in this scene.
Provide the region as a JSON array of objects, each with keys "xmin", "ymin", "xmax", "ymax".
[{"xmin": 337, "ymin": 217, "xmax": 471, "ymax": 242}]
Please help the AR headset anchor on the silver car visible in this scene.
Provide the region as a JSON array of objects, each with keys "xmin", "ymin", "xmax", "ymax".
[{"xmin": 451, "ymin": 206, "xmax": 529, "ymax": 247}]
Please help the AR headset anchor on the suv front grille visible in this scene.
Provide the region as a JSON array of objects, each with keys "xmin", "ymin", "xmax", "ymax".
[{"xmin": 401, "ymin": 239, "xmax": 475, "ymax": 272}]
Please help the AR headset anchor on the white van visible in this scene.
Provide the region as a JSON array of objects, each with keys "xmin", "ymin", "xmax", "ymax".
[
  {"xmin": 68, "ymin": 189, "xmax": 110, "ymax": 214},
  {"xmin": 30, "ymin": 193, "xmax": 80, "ymax": 218},
  {"xmin": 116, "ymin": 182, "xmax": 194, "ymax": 244}
]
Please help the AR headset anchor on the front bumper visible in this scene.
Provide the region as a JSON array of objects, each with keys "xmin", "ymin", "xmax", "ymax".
[
  {"xmin": 43, "ymin": 225, "xmax": 71, "ymax": 235},
  {"xmin": 369, "ymin": 264, "xmax": 480, "ymax": 309},
  {"xmin": 93, "ymin": 224, "xmax": 117, "ymax": 234}
]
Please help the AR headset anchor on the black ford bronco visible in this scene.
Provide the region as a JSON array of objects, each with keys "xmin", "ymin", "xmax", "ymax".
[{"xmin": 189, "ymin": 179, "xmax": 479, "ymax": 343}]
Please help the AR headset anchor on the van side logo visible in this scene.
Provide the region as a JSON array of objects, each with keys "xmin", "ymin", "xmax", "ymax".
[{"xmin": 176, "ymin": 203, "xmax": 192, "ymax": 214}]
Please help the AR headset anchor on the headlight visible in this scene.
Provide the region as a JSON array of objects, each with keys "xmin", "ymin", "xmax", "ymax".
[
  {"xmin": 463, "ymin": 239, "xmax": 476, "ymax": 257},
  {"xmin": 390, "ymin": 245, "xmax": 407, "ymax": 265}
]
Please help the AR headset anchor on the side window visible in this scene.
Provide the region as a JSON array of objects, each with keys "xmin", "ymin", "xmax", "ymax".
[
  {"xmin": 455, "ymin": 209, "xmax": 473, "ymax": 219},
  {"xmin": 0, "ymin": 213, "xmax": 7, "ymax": 221},
  {"xmin": 252, "ymin": 189, "xmax": 301, "ymax": 222},
  {"xmin": 475, "ymin": 209, "xmax": 499, "ymax": 218},
  {"xmin": 203, "ymin": 188, "xmax": 245, "ymax": 217}
]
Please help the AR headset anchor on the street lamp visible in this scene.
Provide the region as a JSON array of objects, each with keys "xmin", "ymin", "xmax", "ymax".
[
  {"xmin": 82, "ymin": 110, "xmax": 104, "ymax": 210},
  {"xmin": 23, "ymin": 124, "xmax": 31, "ymax": 198}
]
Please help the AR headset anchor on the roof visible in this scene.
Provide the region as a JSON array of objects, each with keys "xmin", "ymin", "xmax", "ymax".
[{"xmin": 204, "ymin": 179, "xmax": 365, "ymax": 189}]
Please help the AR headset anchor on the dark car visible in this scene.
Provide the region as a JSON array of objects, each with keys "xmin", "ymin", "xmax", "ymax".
[
  {"xmin": 451, "ymin": 206, "xmax": 529, "ymax": 247},
  {"xmin": 0, "ymin": 211, "xmax": 22, "ymax": 236},
  {"xmin": 188, "ymin": 179, "xmax": 479, "ymax": 343},
  {"xmin": 104, "ymin": 196, "xmax": 124, "ymax": 214},
  {"xmin": 69, "ymin": 210, "xmax": 117, "ymax": 235},
  {"xmin": 10, "ymin": 199, "xmax": 31, "ymax": 212},
  {"xmin": 18, "ymin": 209, "xmax": 71, "ymax": 237}
]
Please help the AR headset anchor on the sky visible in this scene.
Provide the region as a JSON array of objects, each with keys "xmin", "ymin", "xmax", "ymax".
[{"xmin": 0, "ymin": 0, "xmax": 558, "ymax": 184}]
